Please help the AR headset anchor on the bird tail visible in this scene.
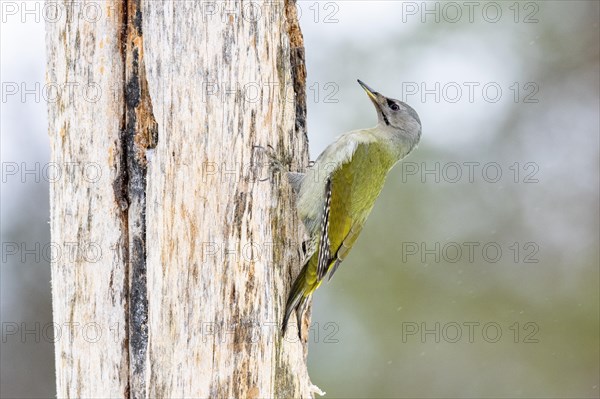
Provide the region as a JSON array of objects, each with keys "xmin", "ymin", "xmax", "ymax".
[{"xmin": 282, "ymin": 262, "xmax": 312, "ymax": 339}]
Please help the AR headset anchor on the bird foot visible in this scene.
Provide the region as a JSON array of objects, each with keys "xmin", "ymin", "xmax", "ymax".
[{"xmin": 252, "ymin": 144, "xmax": 286, "ymax": 181}]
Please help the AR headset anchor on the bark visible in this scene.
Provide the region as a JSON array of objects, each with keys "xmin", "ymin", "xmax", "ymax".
[{"xmin": 47, "ymin": 0, "xmax": 314, "ymax": 397}]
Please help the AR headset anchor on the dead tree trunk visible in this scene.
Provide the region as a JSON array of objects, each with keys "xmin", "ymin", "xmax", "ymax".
[{"xmin": 47, "ymin": 0, "xmax": 314, "ymax": 397}]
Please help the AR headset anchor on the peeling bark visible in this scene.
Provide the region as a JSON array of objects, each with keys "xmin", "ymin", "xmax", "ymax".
[{"xmin": 48, "ymin": 0, "xmax": 314, "ymax": 397}]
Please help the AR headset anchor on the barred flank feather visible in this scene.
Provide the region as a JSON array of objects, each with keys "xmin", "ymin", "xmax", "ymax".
[{"xmin": 316, "ymin": 178, "xmax": 332, "ymax": 280}]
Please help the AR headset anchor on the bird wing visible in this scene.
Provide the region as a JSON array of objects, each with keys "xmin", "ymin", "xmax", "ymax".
[
  {"xmin": 323, "ymin": 136, "xmax": 387, "ymax": 282},
  {"xmin": 297, "ymin": 131, "xmax": 369, "ymax": 257},
  {"xmin": 321, "ymin": 138, "xmax": 374, "ymax": 282},
  {"xmin": 298, "ymin": 132, "xmax": 382, "ymax": 287}
]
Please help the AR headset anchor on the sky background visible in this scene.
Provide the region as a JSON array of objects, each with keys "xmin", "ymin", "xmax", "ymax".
[{"xmin": 1, "ymin": 1, "xmax": 599, "ymax": 398}]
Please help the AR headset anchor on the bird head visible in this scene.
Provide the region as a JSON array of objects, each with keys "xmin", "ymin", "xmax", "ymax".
[{"xmin": 358, "ymin": 79, "xmax": 422, "ymax": 142}]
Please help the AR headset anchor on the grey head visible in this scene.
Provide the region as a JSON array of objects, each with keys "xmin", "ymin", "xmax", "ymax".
[{"xmin": 358, "ymin": 79, "xmax": 422, "ymax": 143}]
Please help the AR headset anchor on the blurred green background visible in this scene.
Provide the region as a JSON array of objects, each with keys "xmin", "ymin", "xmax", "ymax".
[
  {"xmin": 1, "ymin": 1, "xmax": 598, "ymax": 398},
  {"xmin": 303, "ymin": 1, "xmax": 599, "ymax": 397}
]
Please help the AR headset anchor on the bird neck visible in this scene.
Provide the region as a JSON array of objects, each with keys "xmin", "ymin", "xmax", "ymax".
[{"xmin": 372, "ymin": 124, "xmax": 418, "ymax": 161}]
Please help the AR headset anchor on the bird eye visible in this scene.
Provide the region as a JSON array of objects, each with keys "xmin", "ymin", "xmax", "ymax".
[{"xmin": 390, "ymin": 103, "xmax": 399, "ymax": 111}]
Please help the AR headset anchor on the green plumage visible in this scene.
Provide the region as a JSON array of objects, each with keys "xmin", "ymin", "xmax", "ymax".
[{"xmin": 282, "ymin": 81, "xmax": 422, "ymax": 338}]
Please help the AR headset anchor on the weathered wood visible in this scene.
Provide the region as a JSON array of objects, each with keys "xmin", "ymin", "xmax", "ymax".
[
  {"xmin": 142, "ymin": 0, "xmax": 314, "ymax": 396},
  {"xmin": 47, "ymin": 2, "xmax": 130, "ymax": 397},
  {"xmin": 48, "ymin": 0, "xmax": 315, "ymax": 397}
]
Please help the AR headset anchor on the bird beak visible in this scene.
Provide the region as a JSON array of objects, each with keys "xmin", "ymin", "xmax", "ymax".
[
  {"xmin": 357, "ymin": 79, "xmax": 378, "ymax": 101},
  {"xmin": 358, "ymin": 79, "xmax": 384, "ymax": 113}
]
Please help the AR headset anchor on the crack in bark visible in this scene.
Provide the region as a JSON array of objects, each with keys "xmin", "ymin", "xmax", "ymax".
[
  {"xmin": 114, "ymin": 0, "xmax": 158, "ymax": 397},
  {"xmin": 284, "ymin": 0, "xmax": 307, "ymax": 143}
]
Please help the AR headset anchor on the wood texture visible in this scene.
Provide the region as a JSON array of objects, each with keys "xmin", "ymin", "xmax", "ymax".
[
  {"xmin": 48, "ymin": 0, "xmax": 316, "ymax": 397},
  {"xmin": 47, "ymin": 2, "xmax": 129, "ymax": 397}
]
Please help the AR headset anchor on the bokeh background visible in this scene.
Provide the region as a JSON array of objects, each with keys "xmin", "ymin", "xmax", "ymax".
[{"xmin": 1, "ymin": 1, "xmax": 598, "ymax": 398}]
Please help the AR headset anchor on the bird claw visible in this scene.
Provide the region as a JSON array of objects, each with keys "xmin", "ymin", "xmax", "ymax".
[{"xmin": 252, "ymin": 144, "xmax": 286, "ymax": 181}]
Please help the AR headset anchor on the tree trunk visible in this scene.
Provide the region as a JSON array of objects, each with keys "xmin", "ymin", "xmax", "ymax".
[{"xmin": 47, "ymin": 0, "xmax": 314, "ymax": 397}]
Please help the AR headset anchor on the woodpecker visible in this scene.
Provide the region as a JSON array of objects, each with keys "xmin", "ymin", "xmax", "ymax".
[{"xmin": 282, "ymin": 80, "xmax": 422, "ymax": 338}]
